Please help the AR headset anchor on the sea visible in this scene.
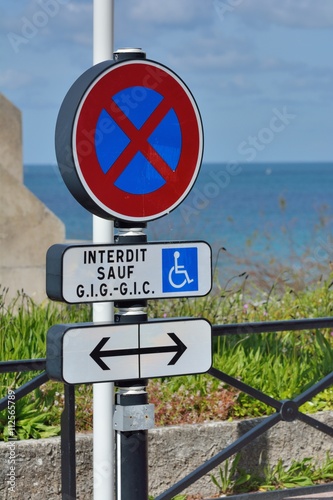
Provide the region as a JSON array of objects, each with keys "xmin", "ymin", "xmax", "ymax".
[{"xmin": 24, "ymin": 162, "xmax": 333, "ymax": 284}]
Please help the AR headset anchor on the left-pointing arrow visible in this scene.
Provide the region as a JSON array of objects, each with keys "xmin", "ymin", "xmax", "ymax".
[{"xmin": 90, "ymin": 332, "xmax": 187, "ymax": 370}]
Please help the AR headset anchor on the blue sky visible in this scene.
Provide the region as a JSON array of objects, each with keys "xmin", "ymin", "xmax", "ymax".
[{"xmin": 1, "ymin": 0, "xmax": 332, "ymax": 165}]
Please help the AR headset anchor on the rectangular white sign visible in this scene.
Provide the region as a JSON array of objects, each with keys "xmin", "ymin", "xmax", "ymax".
[
  {"xmin": 47, "ymin": 241, "xmax": 212, "ymax": 303},
  {"xmin": 46, "ymin": 318, "xmax": 212, "ymax": 384}
]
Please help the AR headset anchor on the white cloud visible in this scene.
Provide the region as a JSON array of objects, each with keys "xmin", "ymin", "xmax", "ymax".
[
  {"xmin": 128, "ymin": 0, "xmax": 212, "ymax": 27},
  {"xmin": 173, "ymin": 49, "xmax": 257, "ymax": 72},
  {"xmin": 218, "ymin": 73, "xmax": 261, "ymax": 95},
  {"xmin": 228, "ymin": 0, "xmax": 333, "ymax": 29},
  {"xmin": 0, "ymin": 69, "xmax": 34, "ymax": 90},
  {"xmin": 166, "ymin": 31, "xmax": 304, "ymax": 75},
  {"xmin": 61, "ymin": 1, "xmax": 92, "ymax": 33},
  {"xmin": 2, "ymin": 0, "xmax": 92, "ymax": 53},
  {"xmin": 280, "ymin": 72, "xmax": 333, "ymax": 99}
]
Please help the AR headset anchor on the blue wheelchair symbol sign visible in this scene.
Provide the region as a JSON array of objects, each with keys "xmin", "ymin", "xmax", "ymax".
[{"xmin": 162, "ymin": 247, "xmax": 198, "ymax": 293}]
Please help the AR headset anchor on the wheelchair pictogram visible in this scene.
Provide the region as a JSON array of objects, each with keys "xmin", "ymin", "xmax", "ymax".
[
  {"xmin": 168, "ymin": 251, "xmax": 194, "ymax": 288},
  {"xmin": 162, "ymin": 247, "xmax": 198, "ymax": 293}
]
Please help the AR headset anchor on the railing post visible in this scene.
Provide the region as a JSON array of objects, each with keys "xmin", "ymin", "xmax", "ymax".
[{"xmin": 61, "ymin": 384, "xmax": 76, "ymax": 500}]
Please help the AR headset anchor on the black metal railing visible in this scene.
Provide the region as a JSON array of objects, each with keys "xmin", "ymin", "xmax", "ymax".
[
  {"xmin": 1, "ymin": 316, "xmax": 333, "ymax": 500},
  {"xmin": 0, "ymin": 361, "xmax": 76, "ymax": 499},
  {"xmin": 156, "ymin": 317, "xmax": 333, "ymax": 500}
]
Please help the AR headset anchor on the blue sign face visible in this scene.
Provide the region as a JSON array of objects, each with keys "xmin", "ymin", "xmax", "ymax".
[
  {"xmin": 95, "ymin": 86, "xmax": 182, "ymax": 195},
  {"xmin": 162, "ymin": 247, "xmax": 198, "ymax": 293}
]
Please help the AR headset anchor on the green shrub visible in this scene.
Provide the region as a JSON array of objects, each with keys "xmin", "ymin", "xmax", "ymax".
[{"xmin": 1, "ymin": 272, "xmax": 332, "ymax": 439}]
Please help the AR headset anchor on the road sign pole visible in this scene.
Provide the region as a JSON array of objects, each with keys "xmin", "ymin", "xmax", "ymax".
[
  {"xmin": 92, "ymin": 2, "xmax": 115, "ymax": 499},
  {"xmin": 114, "ymin": 221, "xmax": 153, "ymax": 500},
  {"xmin": 111, "ymin": 49, "xmax": 151, "ymax": 500}
]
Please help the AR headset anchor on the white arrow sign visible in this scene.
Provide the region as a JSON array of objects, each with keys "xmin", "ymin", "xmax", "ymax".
[
  {"xmin": 46, "ymin": 318, "xmax": 212, "ymax": 384},
  {"xmin": 46, "ymin": 241, "xmax": 212, "ymax": 303},
  {"xmin": 90, "ymin": 332, "xmax": 187, "ymax": 370}
]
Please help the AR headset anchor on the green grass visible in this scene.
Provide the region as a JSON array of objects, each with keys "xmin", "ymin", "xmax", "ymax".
[
  {"xmin": 1, "ymin": 271, "xmax": 333, "ymax": 439},
  {"xmin": 148, "ymin": 272, "xmax": 333, "ymax": 422},
  {"xmin": 210, "ymin": 452, "xmax": 333, "ymax": 496},
  {"xmin": 0, "ymin": 288, "xmax": 92, "ymax": 439},
  {"xmin": 148, "ymin": 453, "xmax": 333, "ymax": 499}
]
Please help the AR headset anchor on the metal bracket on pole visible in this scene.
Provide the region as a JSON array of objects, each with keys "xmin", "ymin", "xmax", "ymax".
[{"xmin": 113, "ymin": 387, "xmax": 155, "ymax": 432}]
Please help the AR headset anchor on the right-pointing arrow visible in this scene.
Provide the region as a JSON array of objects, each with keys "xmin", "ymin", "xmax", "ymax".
[
  {"xmin": 165, "ymin": 332, "xmax": 187, "ymax": 365},
  {"xmin": 89, "ymin": 332, "xmax": 187, "ymax": 371}
]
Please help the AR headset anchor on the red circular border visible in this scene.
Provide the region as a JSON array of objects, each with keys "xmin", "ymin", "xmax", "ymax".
[{"xmin": 74, "ymin": 61, "xmax": 202, "ymax": 221}]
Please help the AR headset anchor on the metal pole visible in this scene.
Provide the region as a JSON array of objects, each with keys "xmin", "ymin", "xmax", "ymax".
[
  {"xmin": 115, "ymin": 385, "xmax": 150, "ymax": 500},
  {"xmin": 92, "ymin": 1, "xmax": 115, "ymax": 499},
  {"xmin": 109, "ymin": 47, "xmax": 151, "ymax": 500},
  {"xmin": 114, "ymin": 221, "xmax": 154, "ymax": 500}
]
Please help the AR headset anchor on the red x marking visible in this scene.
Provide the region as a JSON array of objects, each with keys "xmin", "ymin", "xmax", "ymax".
[{"xmin": 104, "ymin": 96, "xmax": 177, "ymax": 185}]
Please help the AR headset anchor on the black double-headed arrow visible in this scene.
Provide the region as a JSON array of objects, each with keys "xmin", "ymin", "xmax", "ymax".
[{"xmin": 90, "ymin": 332, "xmax": 187, "ymax": 371}]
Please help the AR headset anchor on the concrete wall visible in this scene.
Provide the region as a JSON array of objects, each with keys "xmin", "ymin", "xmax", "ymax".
[
  {"xmin": 0, "ymin": 93, "xmax": 22, "ymax": 182},
  {"xmin": 0, "ymin": 411, "xmax": 332, "ymax": 499},
  {"xmin": 0, "ymin": 93, "xmax": 65, "ymax": 303}
]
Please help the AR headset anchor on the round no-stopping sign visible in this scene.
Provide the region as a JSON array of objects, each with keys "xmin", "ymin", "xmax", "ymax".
[{"xmin": 56, "ymin": 58, "xmax": 204, "ymax": 222}]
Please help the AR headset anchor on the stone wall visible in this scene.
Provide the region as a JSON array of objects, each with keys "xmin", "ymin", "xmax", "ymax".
[
  {"xmin": 0, "ymin": 411, "xmax": 332, "ymax": 499},
  {"xmin": 0, "ymin": 93, "xmax": 65, "ymax": 303}
]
